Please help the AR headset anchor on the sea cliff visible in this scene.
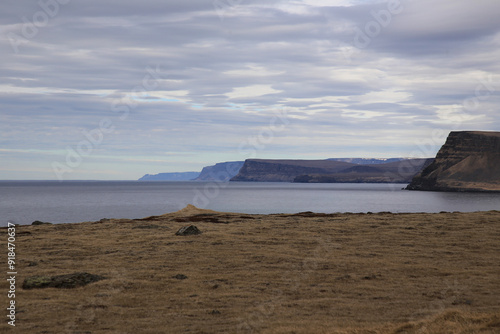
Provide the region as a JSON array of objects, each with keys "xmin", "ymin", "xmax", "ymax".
[
  {"xmin": 406, "ymin": 131, "xmax": 500, "ymax": 192},
  {"xmin": 193, "ymin": 161, "xmax": 244, "ymax": 182},
  {"xmin": 231, "ymin": 158, "xmax": 432, "ymax": 183}
]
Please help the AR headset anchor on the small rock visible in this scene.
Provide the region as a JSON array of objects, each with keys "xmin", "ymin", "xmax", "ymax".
[
  {"xmin": 210, "ymin": 310, "xmax": 221, "ymax": 315},
  {"xmin": 32, "ymin": 220, "xmax": 52, "ymax": 225},
  {"xmin": 23, "ymin": 272, "xmax": 105, "ymax": 289},
  {"xmin": 173, "ymin": 274, "xmax": 188, "ymax": 280},
  {"xmin": 28, "ymin": 261, "xmax": 38, "ymax": 267},
  {"xmin": 175, "ymin": 225, "xmax": 202, "ymax": 236},
  {"xmin": 363, "ymin": 274, "xmax": 378, "ymax": 280}
]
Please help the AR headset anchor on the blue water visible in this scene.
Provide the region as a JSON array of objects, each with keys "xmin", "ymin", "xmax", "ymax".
[{"xmin": 1, "ymin": 181, "xmax": 499, "ymax": 226}]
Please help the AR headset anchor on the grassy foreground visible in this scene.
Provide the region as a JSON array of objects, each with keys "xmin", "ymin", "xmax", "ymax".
[{"xmin": 1, "ymin": 205, "xmax": 500, "ymax": 333}]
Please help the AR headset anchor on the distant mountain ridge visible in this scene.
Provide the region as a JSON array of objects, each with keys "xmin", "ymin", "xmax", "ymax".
[
  {"xmin": 138, "ymin": 161, "xmax": 244, "ymax": 182},
  {"xmin": 139, "ymin": 157, "xmax": 435, "ymax": 184},
  {"xmin": 231, "ymin": 158, "xmax": 433, "ymax": 183}
]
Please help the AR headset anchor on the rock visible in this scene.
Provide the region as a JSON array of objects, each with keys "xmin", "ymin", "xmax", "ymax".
[
  {"xmin": 22, "ymin": 276, "xmax": 52, "ymax": 289},
  {"xmin": 32, "ymin": 220, "xmax": 52, "ymax": 225},
  {"xmin": 407, "ymin": 131, "xmax": 500, "ymax": 192},
  {"xmin": 175, "ymin": 225, "xmax": 202, "ymax": 236},
  {"xmin": 22, "ymin": 272, "xmax": 105, "ymax": 289},
  {"xmin": 173, "ymin": 274, "xmax": 188, "ymax": 280},
  {"xmin": 363, "ymin": 274, "xmax": 378, "ymax": 280}
]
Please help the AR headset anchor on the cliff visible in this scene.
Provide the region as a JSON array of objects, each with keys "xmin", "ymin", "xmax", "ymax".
[
  {"xmin": 327, "ymin": 158, "xmax": 405, "ymax": 164},
  {"xmin": 230, "ymin": 159, "xmax": 354, "ymax": 182},
  {"xmin": 139, "ymin": 161, "xmax": 244, "ymax": 182},
  {"xmin": 193, "ymin": 161, "xmax": 244, "ymax": 182},
  {"xmin": 294, "ymin": 159, "xmax": 433, "ymax": 183},
  {"xmin": 406, "ymin": 131, "xmax": 500, "ymax": 192},
  {"xmin": 231, "ymin": 158, "xmax": 432, "ymax": 183}
]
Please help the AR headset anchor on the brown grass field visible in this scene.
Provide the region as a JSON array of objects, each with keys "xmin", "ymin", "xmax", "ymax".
[{"xmin": 1, "ymin": 205, "xmax": 500, "ymax": 333}]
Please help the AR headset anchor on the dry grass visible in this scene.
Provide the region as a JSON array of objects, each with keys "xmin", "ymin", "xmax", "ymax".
[{"xmin": 1, "ymin": 206, "xmax": 499, "ymax": 333}]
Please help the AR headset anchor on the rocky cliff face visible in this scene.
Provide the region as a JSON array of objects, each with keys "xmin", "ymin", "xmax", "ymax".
[
  {"xmin": 231, "ymin": 159, "xmax": 353, "ymax": 182},
  {"xmin": 194, "ymin": 161, "xmax": 244, "ymax": 182},
  {"xmin": 406, "ymin": 131, "xmax": 500, "ymax": 192},
  {"xmin": 231, "ymin": 158, "xmax": 432, "ymax": 183}
]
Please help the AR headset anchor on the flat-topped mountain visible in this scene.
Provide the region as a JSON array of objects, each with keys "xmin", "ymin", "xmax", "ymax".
[
  {"xmin": 231, "ymin": 158, "xmax": 433, "ymax": 183},
  {"xmin": 406, "ymin": 131, "xmax": 500, "ymax": 192},
  {"xmin": 230, "ymin": 159, "xmax": 353, "ymax": 182}
]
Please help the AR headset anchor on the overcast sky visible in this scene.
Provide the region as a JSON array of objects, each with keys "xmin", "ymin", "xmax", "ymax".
[{"xmin": 1, "ymin": 0, "xmax": 499, "ymax": 180}]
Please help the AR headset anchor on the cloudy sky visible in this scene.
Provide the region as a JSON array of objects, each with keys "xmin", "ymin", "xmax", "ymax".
[{"xmin": 1, "ymin": 0, "xmax": 499, "ymax": 180}]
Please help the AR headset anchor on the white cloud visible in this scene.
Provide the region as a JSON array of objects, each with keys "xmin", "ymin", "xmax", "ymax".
[
  {"xmin": 433, "ymin": 105, "xmax": 486, "ymax": 125},
  {"xmin": 341, "ymin": 109, "xmax": 389, "ymax": 119},
  {"xmin": 224, "ymin": 64, "xmax": 285, "ymax": 77},
  {"xmin": 0, "ymin": 85, "xmax": 115, "ymax": 96},
  {"xmin": 226, "ymin": 84, "xmax": 283, "ymax": 99},
  {"xmin": 356, "ymin": 89, "xmax": 412, "ymax": 104}
]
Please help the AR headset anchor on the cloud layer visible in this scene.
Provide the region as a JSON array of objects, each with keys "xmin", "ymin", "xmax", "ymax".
[{"xmin": 1, "ymin": 0, "xmax": 499, "ymax": 179}]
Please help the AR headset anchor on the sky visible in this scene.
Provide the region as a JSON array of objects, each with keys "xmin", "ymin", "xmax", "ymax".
[{"xmin": 1, "ymin": 0, "xmax": 499, "ymax": 180}]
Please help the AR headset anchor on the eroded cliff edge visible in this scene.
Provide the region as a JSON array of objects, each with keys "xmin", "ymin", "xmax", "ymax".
[{"xmin": 406, "ymin": 131, "xmax": 500, "ymax": 192}]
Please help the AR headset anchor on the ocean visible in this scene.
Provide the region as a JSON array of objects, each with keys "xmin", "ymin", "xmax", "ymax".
[{"xmin": 1, "ymin": 181, "xmax": 499, "ymax": 226}]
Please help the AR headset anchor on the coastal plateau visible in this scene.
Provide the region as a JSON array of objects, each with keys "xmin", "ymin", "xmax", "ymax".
[
  {"xmin": 231, "ymin": 158, "xmax": 433, "ymax": 183},
  {"xmin": 407, "ymin": 131, "xmax": 500, "ymax": 192}
]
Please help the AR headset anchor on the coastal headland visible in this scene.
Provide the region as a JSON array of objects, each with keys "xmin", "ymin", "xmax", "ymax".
[
  {"xmin": 407, "ymin": 131, "xmax": 500, "ymax": 192},
  {"xmin": 1, "ymin": 205, "xmax": 499, "ymax": 333}
]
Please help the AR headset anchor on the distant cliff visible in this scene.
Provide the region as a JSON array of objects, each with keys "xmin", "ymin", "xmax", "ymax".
[
  {"xmin": 194, "ymin": 161, "xmax": 244, "ymax": 182},
  {"xmin": 406, "ymin": 131, "xmax": 500, "ymax": 192},
  {"xmin": 139, "ymin": 172, "xmax": 200, "ymax": 181},
  {"xmin": 231, "ymin": 158, "xmax": 432, "ymax": 183},
  {"xmin": 327, "ymin": 158, "xmax": 405, "ymax": 165},
  {"xmin": 230, "ymin": 159, "xmax": 352, "ymax": 182}
]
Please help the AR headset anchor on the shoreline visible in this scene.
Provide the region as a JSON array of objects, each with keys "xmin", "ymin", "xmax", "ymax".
[
  {"xmin": 6, "ymin": 207, "xmax": 500, "ymax": 227},
  {"xmin": 2, "ymin": 206, "xmax": 500, "ymax": 333}
]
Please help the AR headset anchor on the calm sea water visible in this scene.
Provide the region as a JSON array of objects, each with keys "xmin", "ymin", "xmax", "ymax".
[{"xmin": 1, "ymin": 181, "xmax": 499, "ymax": 226}]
